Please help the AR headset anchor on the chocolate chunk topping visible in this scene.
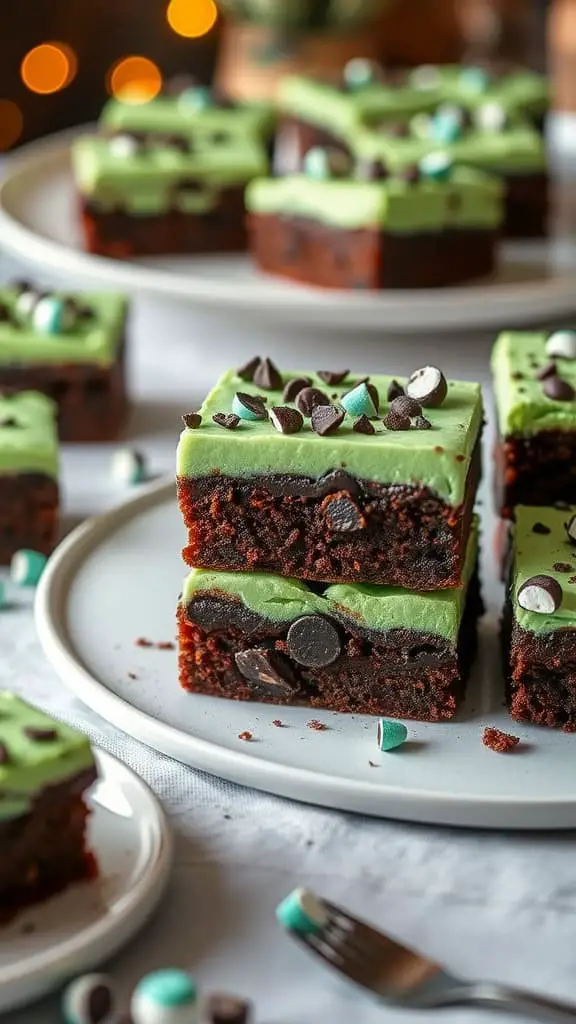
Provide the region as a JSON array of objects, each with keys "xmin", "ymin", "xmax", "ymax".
[
  {"xmin": 234, "ymin": 392, "xmax": 268, "ymax": 420},
  {"xmin": 11, "ymin": 279, "xmax": 32, "ymax": 294},
  {"xmin": 565, "ymin": 514, "xmax": 576, "ymax": 545},
  {"xmin": 88, "ymin": 984, "xmax": 114, "ymax": 1024},
  {"xmin": 0, "ymin": 743, "xmax": 9, "ymax": 764},
  {"xmin": 382, "ymin": 409, "xmax": 411, "ymax": 430},
  {"xmin": 323, "ymin": 493, "xmax": 365, "ymax": 532},
  {"xmin": 204, "ymin": 994, "xmax": 251, "ymax": 1024},
  {"xmin": 253, "ymin": 357, "xmax": 282, "ymax": 391},
  {"xmin": 212, "ymin": 413, "xmax": 240, "ymax": 430},
  {"xmin": 311, "ymin": 404, "xmax": 345, "ymax": 436},
  {"xmin": 542, "ymin": 376, "xmax": 575, "ymax": 402},
  {"xmin": 553, "ymin": 562, "xmax": 573, "ymax": 573},
  {"xmin": 0, "ymin": 301, "xmax": 12, "ymax": 322},
  {"xmin": 236, "ymin": 356, "xmax": 260, "ymax": 382},
  {"xmin": 532, "ymin": 522, "xmax": 551, "ymax": 534},
  {"xmin": 399, "ymin": 163, "xmax": 420, "ymax": 184},
  {"xmin": 75, "ymin": 303, "xmax": 94, "ymax": 320},
  {"xmin": 356, "ymin": 157, "xmax": 389, "ymax": 181},
  {"xmin": 182, "ymin": 412, "xmax": 202, "ymax": 429},
  {"xmin": 389, "ymin": 394, "xmax": 422, "ymax": 418},
  {"xmin": 287, "ymin": 614, "xmax": 342, "ymax": 668},
  {"xmin": 269, "ymin": 406, "xmax": 303, "ymax": 434},
  {"xmin": 352, "ymin": 414, "xmax": 375, "ymax": 435},
  {"xmin": 234, "ymin": 649, "xmax": 298, "ymax": 697},
  {"xmin": 0, "ymin": 417, "xmax": 20, "ymax": 428},
  {"xmin": 317, "ymin": 370, "xmax": 349, "ymax": 386},
  {"xmin": 406, "ymin": 365, "xmax": 448, "ymax": 408},
  {"xmin": 296, "ymin": 387, "xmax": 330, "ymax": 417},
  {"xmin": 412, "ymin": 415, "xmax": 432, "ymax": 430},
  {"xmin": 517, "ymin": 574, "xmax": 563, "ymax": 614},
  {"xmin": 24, "ymin": 727, "xmax": 58, "ymax": 742},
  {"xmin": 283, "ymin": 376, "xmax": 311, "ymax": 402},
  {"xmin": 535, "ymin": 361, "xmax": 557, "ymax": 381},
  {"xmin": 387, "ymin": 379, "xmax": 405, "ymax": 402}
]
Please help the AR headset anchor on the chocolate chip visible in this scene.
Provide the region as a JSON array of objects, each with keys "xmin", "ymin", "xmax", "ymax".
[
  {"xmin": 287, "ymin": 614, "xmax": 341, "ymax": 668},
  {"xmin": 406, "ymin": 365, "xmax": 448, "ymax": 407},
  {"xmin": 517, "ymin": 574, "xmax": 563, "ymax": 614},
  {"xmin": 399, "ymin": 163, "xmax": 420, "ymax": 183},
  {"xmin": 295, "ymin": 386, "xmax": 330, "ymax": 417},
  {"xmin": 182, "ymin": 412, "xmax": 202, "ymax": 429},
  {"xmin": 283, "ymin": 376, "xmax": 312, "ymax": 402},
  {"xmin": 352, "ymin": 414, "xmax": 375, "ymax": 434},
  {"xmin": 234, "ymin": 649, "xmax": 298, "ymax": 697},
  {"xmin": 356, "ymin": 158, "xmax": 389, "ymax": 181},
  {"xmin": 0, "ymin": 417, "xmax": 20, "ymax": 428},
  {"xmin": 0, "ymin": 302, "xmax": 12, "ymax": 322},
  {"xmin": 157, "ymin": 132, "xmax": 190, "ymax": 153},
  {"xmin": 203, "ymin": 993, "xmax": 251, "ymax": 1024},
  {"xmin": 11, "ymin": 279, "xmax": 32, "ymax": 294},
  {"xmin": 253, "ymin": 357, "xmax": 282, "ymax": 391},
  {"xmin": 553, "ymin": 562, "xmax": 573, "ymax": 573},
  {"xmin": 24, "ymin": 727, "xmax": 58, "ymax": 742},
  {"xmin": 0, "ymin": 743, "xmax": 10, "ymax": 764},
  {"xmin": 532, "ymin": 522, "xmax": 551, "ymax": 534},
  {"xmin": 212, "ymin": 413, "xmax": 240, "ymax": 430},
  {"xmin": 389, "ymin": 394, "xmax": 422, "ymax": 418},
  {"xmin": 535, "ymin": 361, "xmax": 557, "ymax": 380},
  {"xmin": 311, "ymin": 404, "xmax": 344, "ymax": 436},
  {"xmin": 412, "ymin": 415, "xmax": 432, "ymax": 430},
  {"xmin": 75, "ymin": 303, "xmax": 94, "ymax": 320},
  {"xmin": 382, "ymin": 409, "xmax": 411, "ymax": 430},
  {"xmin": 234, "ymin": 392, "xmax": 268, "ymax": 420},
  {"xmin": 269, "ymin": 406, "xmax": 303, "ymax": 434},
  {"xmin": 542, "ymin": 376, "xmax": 575, "ymax": 402},
  {"xmin": 236, "ymin": 356, "xmax": 260, "ymax": 382},
  {"xmin": 379, "ymin": 120, "xmax": 409, "ymax": 137},
  {"xmin": 387, "ymin": 379, "xmax": 405, "ymax": 402},
  {"xmin": 88, "ymin": 985, "xmax": 114, "ymax": 1024},
  {"xmin": 565, "ymin": 514, "xmax": 576, "ymax": 545},
  {"xmin": 511, "ymin": 371, "xmax": 524, "ymax": 380},
  {"xmin": 323, "ymin": 494, "xmax": 365, "ymax": 532},
  {"xmin": 317, "ymin": 370, "xmax": 349, "ymax": 386}
]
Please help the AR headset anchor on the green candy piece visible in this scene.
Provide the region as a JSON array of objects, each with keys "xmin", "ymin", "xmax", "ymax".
[
  {"xmin": 133, "ymin": 969, "xmax": 197, "ymax": 1008},
  {"xmin": 419, "ymin": 151, "xmax": 452, "ymax": 181},
  {"xmin": 377, "ymin": 718, "xmax": 408, "ymax": 751},
  {"xmin": 276, "ymin": 888, "xmax": 327, "ymax": 935},
  {"xmin": 340, "ymin": 382, "xmax": 377, "ymax": 419},
  {"xmin": 11, "ymin": 549, "xmax": 48, "ymax": 587}
]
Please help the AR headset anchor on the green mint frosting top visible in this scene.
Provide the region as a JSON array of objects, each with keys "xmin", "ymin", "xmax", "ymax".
[
  {"xmin": 0, "ymin": 287, "xmax": 127, "ymax": 367},
  {"xmin": 176, "ymin": 368, "xmax": 483, "ymax": 505},
  {"xmin": 491, "ymin": 330, "xmax": 576, "ymax": 436},
  {"xmin": 100, "ymin": 96, "xmax": 275, "ymax": 141},
  {"xmin": 182, "ymin": 516, "xmax": 478, "ymax": 641},
  {"xmin": 435, "ymin": 65, "xmax": 548, "ymax": 117},
  {"xmin": 0, "ymin": 391, "xmax": 59, "ymax": 478},
  {"xmin": 246, "ymin": 168, "xmax": 503, "ymax": 231},
  {"xmin": 0, "ymin": 692, "xmax": 95, "ymax": 821},
  {"xmin": 513, "ymin": 506, "xmax": 576, "ymax": 635}
]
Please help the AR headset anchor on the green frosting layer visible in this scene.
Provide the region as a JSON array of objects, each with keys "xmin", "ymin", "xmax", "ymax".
[
  {"xmin": 182, "ymin": 516, "xmax": 478, "ymax": 641},
  {"xmin": 246, "ymin": 168, "xmax": 503, "ymax": 231},
  {"xmin": 0, "ymin": 288, "xmax": 127, "ymax": 367},
  {"xmin": 0, "ymin": 391, "xmax": 59, "ymax": 478},
  {"xmin": 0, "ymin": 692, "xmax": 95, "ymax": 821},
  {"xmin": 513, "ymin": 506, "xmax": 576, "ymax": 635},
  {"xmin": 434, "ymin": 64, "xmax": 548, "ymax": 118},
  {"xmin": 491, "ymin": 331, "xmax": 576, "ymax": 437},
  {"xmin": 101, "ymin": 96, "xmax": 275, "ymax": 141},
  {"xmin": 176, "ymin": 368, "xmax": 483, "ymax": 505}
]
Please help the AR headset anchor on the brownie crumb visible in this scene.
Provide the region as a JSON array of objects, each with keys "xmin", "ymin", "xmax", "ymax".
[
  {"xmin": 532, "ymin": 522, "xmax": 551, "ymax": 535},
  {"xmin": 156, "ymin": 641, "xmax": 175, "ymax": 650},
  {"xmin": 272, "ymin": 719, "xmax": 284, "ymax": 727},
  {"xmin": 553, "ymin": 562, "xmax": 573, "ymax": 573},
  {"xmin": 570, "ymin": 575, "xmax": 576, "ymax": 585},
  {"xmin": 238, "ymin": 731, "xmax": 253, "ymax": 741},
  {"xmin": 482, "ymin": 727, "xmax": 520, "ymax": 753},
  {"xmin": 307, "ymin": 720, "xmax": 328, "ymax": 731},
  {"xmin": 135, "ymin": 637, "xmax": 153, "ymax": 647},
  {"xmin": 368, "ymin": 760, "xmax": 379, "ymax": 767},
  {"xmin": 127, "ymin": 671, "xmax": 137, "ymax": 680}
]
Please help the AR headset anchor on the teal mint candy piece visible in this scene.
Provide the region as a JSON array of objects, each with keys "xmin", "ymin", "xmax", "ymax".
[
  {"xmin": 377, "ymin": 718, "xmax": 408, "ymax": 752},
  {"xmin": 343, "ymin": 57, "xmax": 377, "ymax": 90},
  {"xmin": 341, "ymin": 382, "xmax": 377, "ymax": 419},
  {"xmin": 32, "ymin": 295, "xmax": 75, "ymax": 335},
  {"xmin": 131, "ymin": 969, "xmax": 197, "ymax": 1024},
  {"xmin": 110, "ymin": 448, "xmax": 147, "ymax": 485},
  {"xmin": 10, "ymin": 549, "xmax": 48, "ymax": 587},
  {"xmin": 62, "ymin": 973, "xmax": 116, "ymax": 1024},
  {"xmin": 460, "ymin": 65, "xmax": 490, "ymax": 94},
  {"xmin": 431, "ymin": 112, "xmax": 462, "ymax": 144},
  {"xmin": 232, "ymin": 392, "xmax": 267, "ymax": 422},
  {"xmin": 276, "ymin": 887, "xmax": 327, "ymax": 936},
  {"xmin": 178, "ymin": 85, "xmax": 212, "ymax": 112},
  {"xmin": 419, "ymin": 151, "xmax": 452, "ymax": 181},
  {"xmin": 303, "ymin": 146, "xmax": 350, "ymax": 180}
]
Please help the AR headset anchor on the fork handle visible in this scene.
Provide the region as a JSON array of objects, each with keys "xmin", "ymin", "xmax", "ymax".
[{"xmin": 444, "ymin": 982, "xmax": 576, "ymax": 1022}]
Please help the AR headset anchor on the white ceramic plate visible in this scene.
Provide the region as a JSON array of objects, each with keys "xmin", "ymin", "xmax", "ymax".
[
  {"xmin": 2, "ymin": 126, "xmax": 576, "ymax": 333},
  {"xmin": 35, "ymin": 477, "xmax": 576, "ymax": 831},
  {"xmin": 0, "ymin": 748, "xmax": 172, "ymax": 1013}
]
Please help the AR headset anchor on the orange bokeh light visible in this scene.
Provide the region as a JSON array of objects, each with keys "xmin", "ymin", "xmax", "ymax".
[
  {"xmin": 0, "ymin": 100, "xmax": 23, "ymax": 151},
  {"xmin": 21, "ymin": 42, "xmax": 77, "ymax": 95},
  {"xmin": 167, "ymin": 0, "xmax": 218, "ymax": 38},
  {"xmin": 108, "ymin": 56, "xmax": 163, "ymax": 104}
]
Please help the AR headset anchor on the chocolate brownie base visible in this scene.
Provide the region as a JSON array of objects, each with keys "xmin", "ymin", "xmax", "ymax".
[
  {"xmin": 0, "ymin": 473, "xmax": 58, "ymax": 564},
  {"xmin": 177, "ymin": 570, "xmax": 481, "ymax": 720},
  {"xmin": 178, "ymin": 445, "xmax": 480, "ymax": 590},
  {"xmin": 0, "ymin": 766, "xmax": 97, "ymax": 923},
  {"xmin": 493, "ymin": 431, "xmax": 576, "ymax": 520},
  {"xmin": 80, "ymin": 186, "xmax": 247, "ymax": 258},
  {"xmin": 248, "ymin": 213, "xmax": 498, "ymax": 290},
  {"xmin": 0, "ymin": 332, "xmax": 128, "ymax": 443}
]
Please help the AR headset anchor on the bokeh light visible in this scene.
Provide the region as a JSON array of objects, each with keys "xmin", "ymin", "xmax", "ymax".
[
  {"xmin": 21, "ymin": 43, "xmax": 77, "ymax": 95},
  {"xmin": 167, "ymin": 0, "xmax": 218, "ymax": 38},
  {"xmin": 0, "ymin": 101, "xmax": 23, "ymax": 151},
  {"xmin": 108, "ymin": 56, "xmax": 163, "ymax": 104}
]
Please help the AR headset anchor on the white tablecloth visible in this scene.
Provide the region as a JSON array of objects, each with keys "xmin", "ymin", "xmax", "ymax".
[{"xmin": 3, "ymin": 252, "xmax": 576, "ymax": 1024}]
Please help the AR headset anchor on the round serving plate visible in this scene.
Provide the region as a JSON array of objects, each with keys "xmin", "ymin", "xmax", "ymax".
[
  {"xmin": 0, "ymin": 748, "xmax": 172, "ymax": 1013},
  {"xmin": 1, "ymin": 124, "xmax": 576, "ymax": 333},
  {"xmin": 35, "ymin": 476, "xmax": 576, "ymax": 831}
]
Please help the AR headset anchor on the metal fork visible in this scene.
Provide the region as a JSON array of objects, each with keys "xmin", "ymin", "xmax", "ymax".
[{"xmin": 288, "ymin": 896, "xmax": 576, "ymax": 1022}]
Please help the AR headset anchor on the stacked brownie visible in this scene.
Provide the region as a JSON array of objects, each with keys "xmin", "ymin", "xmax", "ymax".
[{"xmin": 176, "ymin": 359, "xmax": 484, "ymax": 721}]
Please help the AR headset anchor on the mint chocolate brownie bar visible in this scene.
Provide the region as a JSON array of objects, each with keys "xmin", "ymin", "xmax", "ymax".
[
  {"xmin": 0, "ymin": 391, "xmax": 59, "ymax": 563},
  {"xmin": 176, "ymin": 360, "xmax": 482, "ymax": 589},
  {"xmin": 0, "ymin": 692, "xmax": 97, "ymax": 922},
  {"xmin": 0, "ymin": 282, "xmax": 128, "ymax": 441},
  {"xmin": 504, "ymin": 505, "xmax": 576, "ymax": 730},
  {"xmin": 178, "ymin": 517, "xmax": 480, "ymax": 720},
  {"xmin": 492, "ymin": 329, "xmax": 576, "ymax": 518}
]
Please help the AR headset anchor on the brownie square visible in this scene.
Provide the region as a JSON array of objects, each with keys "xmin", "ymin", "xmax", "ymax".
[
  {"xmin": 0, "ymin": 284, "xmax": 128, "ymax": 442},
  {"xmin": 178, "ymin": 518, "xmax": 481, "ymax": 721},
  {"xmin": 176, "ymin": 362, "xmax": 483, "ymax": 589},
  {"xmin": 0, "ymin": 391, "xmax": 59, "ymax": 564},
  {"xmin": 491, "ymin": 329, "xmax": 576, "ymax": 519},
  {"xmin": 0, "ymin": 692, "xmax": 97, "ymax": 923},
  {"xmin": 504, "ymin": 505, "xmax": 576, "ymax": 730}
]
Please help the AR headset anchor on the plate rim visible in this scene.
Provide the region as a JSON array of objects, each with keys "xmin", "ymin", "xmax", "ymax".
[
  {"xmin": 34, "ymin": 477, "xmax": 576, "ymax": 830},
  {"xmin": 1, "ymin": 127, "xmax": 576, "ymax": 333}
]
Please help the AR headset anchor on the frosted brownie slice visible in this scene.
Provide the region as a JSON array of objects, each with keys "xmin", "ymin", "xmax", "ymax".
[
  {"xmin": 0, "ymin": 391, "xmax": 59, "ymax": 563},
  {"xmin": 0, "ymin": 692, "xmax": 97, "ymax": 922},
  {"xmin": 0, "ymin": 282, "xmax": 128, "ymax": 442},
  {"xmin": 177, "ymin": 518, "xmax": 480, "ymax": 721},
  {"xmin": 176, "ymin": 361, "xmax": 483, "ymax": 589},
  {"xmin": 491, "ymin": 329, "xmax": 576, "ymax": 518},
  {"xmin": 504, "ymin": 505, "xmax": 576, "ymax": 729}
]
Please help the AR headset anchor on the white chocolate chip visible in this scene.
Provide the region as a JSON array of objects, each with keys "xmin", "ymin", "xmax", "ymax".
[
  {"xmin": 108, "ymin": 134, "xmax": 140, "ymax": 158},
  {"xmin": 410, "ymin": 65, "xmax": 441, "ymax": 90},
  {"xmin": 545, "ymin": 330, "xmax": 576, "ymax": 361},
  {"xmin": 476, "ymin": 102, "xmax": 507, "ymax": 133},
  {"xmin": 406, "ymin": 366, "xmax": 448, "ymax": 407},
  {"xmin": 517, "ymin": 575, "xmax": 563, "ymax": 614}
]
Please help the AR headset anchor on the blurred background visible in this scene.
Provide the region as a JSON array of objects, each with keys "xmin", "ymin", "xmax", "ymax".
[{"xmin": 0, "ymin": 0, "xmax": 556, "ymax": 153}]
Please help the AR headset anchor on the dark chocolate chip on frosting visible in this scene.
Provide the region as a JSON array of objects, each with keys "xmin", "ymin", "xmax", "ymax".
[
  {"xmin": 554, "ymin": 562, "xmax": 573, "ymax": 573},
  {"xmin": 317, "ymin": 370, "xmax": 349, "ymax": 386},
  {"xmin": 287, "ymin": 614, "xmax": 342, "ymax": 668},
  {"xmin": 182, "ymin": 412, "xmax": 202, "ymax": 429},
  {"xmin": 322, "ymin": 494, "xmax": 365, "ymax": 532},
  {"xmin": 234, "ymin": 649, "xmax": 298, "ymax": 697},
  {"xmin": 389, "ymin": 394, "xmax": 422, "ymax": 419},
  {"xmin": 542, "ymin": 376, "xmax": 575, "ymax": 402},
  {"xmin": 0, "ymin": 743, "xmax": 10, "ymax": 764},
  {"xmin": 565, "ymin": 514, "xmax": 576, "ymax": 545},
  {"xmin": 296, "ymin": 387, "xmax": 330, "ymax": 417},
  {"xmin": 212, "ymin": 413, "xmax": 240, "ymax": 430},
  {"xmin": 412, "ymin": 415, "xmax": 432, "ymax": 430},
  {"xmin": 382, "ymin": 409, "xmax": 411, "ymax": 431},
  {"xmin": 356, "ymin": 157, "xmax": 389, "ymax": 181},
  {"xmin": 535, "ymin": 361, "xmax": 557, "ymax": 381},
  {"xmin": 269, "ymin": 406, "xmax": 303, "ymax": 434},
  {"xmin": 311, "ymin": 404, "xmax": 345, "ymax": 436},
  {"xmin": 517, "ymin": 575, "xmax": 563, "ymax": 614},
  {"xmin": 531, "ymin": 522, "xmax": 551, "ymax": 534},
  {"xmin": 387, "ymin": 379, "xmax": 405, "ymax": 402},
  {"xmin": 283, "ymin": 376, "xmax": 312, "ymax": 402},
  {"xmin": 352, "ymin": 414, "xmax": 375, "ymax": 434},
  {"xmin": 0, "ymin": 417, "xmax": 20, "ymax": 428},
  {"xmin": 0, "ymin": 302, "xmax": 12, "ymax": 322},
  {"xmin": 406, "ymin": 366, "xmax": 448, "ymax": 407},
  {"xmin": 236, "ymin": 356, "xmax": 260, "ymax": 382},
  {"xmin": 24, "ymin": 726, "xmax": 58, "ymax": 742},
  {"xmin": 399, "ymin": 163, "xmax": 420, "ymax": 184},
  {"xmin": 253, "ymin": 357, "xmax": 282, "ymax": 391}
]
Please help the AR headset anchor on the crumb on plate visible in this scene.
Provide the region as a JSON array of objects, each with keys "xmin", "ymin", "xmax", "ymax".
[{"xmin": 482, "ymin": 727, "xmax": 520, "ymax": 753}]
